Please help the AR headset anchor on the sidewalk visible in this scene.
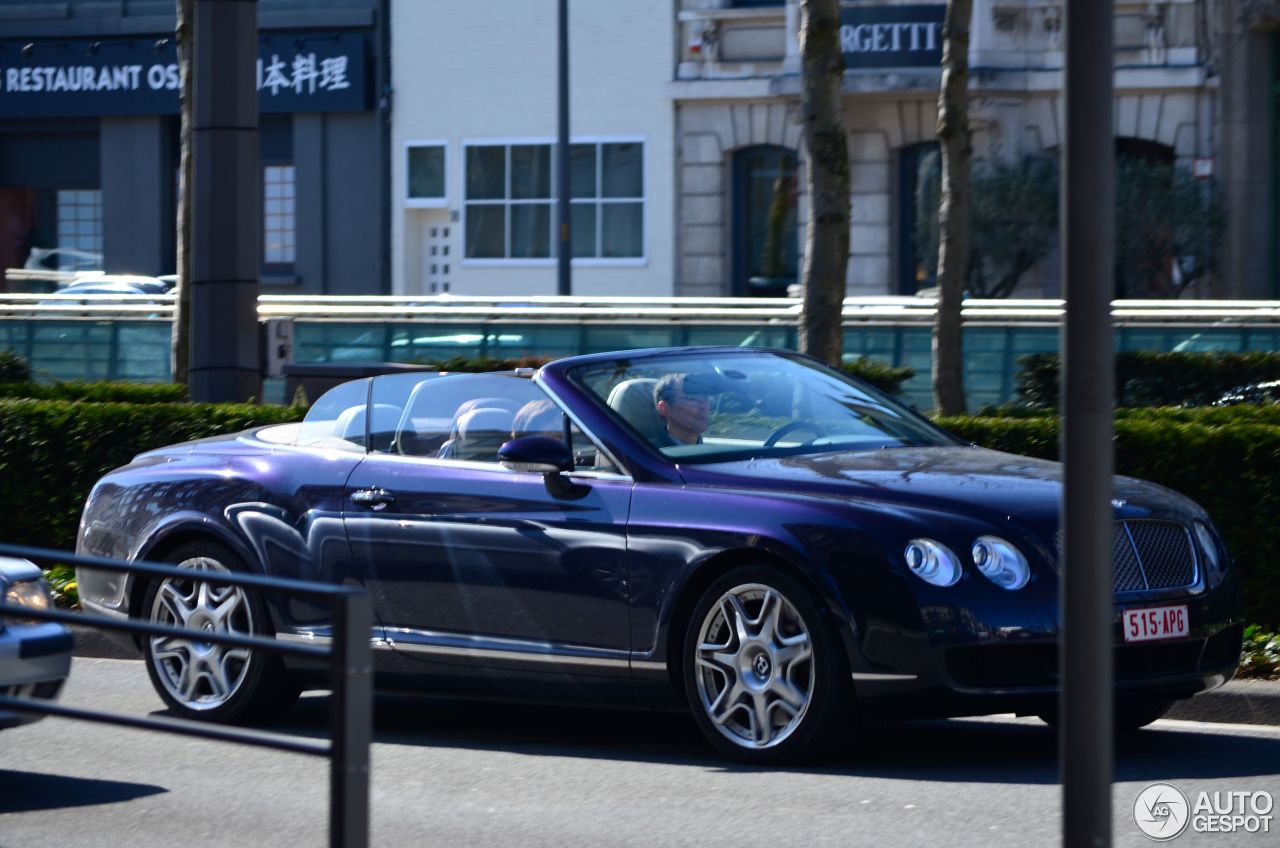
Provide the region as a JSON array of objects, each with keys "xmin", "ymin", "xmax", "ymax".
[{"xmin": 69, "ymin": 625, "xmax": 1280, "ymax": 727}]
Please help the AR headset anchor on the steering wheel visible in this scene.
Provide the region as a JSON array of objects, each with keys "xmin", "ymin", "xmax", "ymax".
[{"xmin": 763, "ymin": 420, "xmax": 827, "ymax": 447}]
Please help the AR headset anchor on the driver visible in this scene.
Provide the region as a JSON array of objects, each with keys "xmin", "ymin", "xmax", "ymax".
[{"xmin": 653, "ymin": 373, "xmax": 712, "ymax": 447}]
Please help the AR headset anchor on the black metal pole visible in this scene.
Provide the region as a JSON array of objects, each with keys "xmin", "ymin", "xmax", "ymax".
[
  {"xmin": 330, "ymin": 590, "xmax": 372, "ymax": 848},
  {"xmin": 556, "ymin": 0, "xmax": 571, "ymax": 296},
  {"xmin": 1061, "ymin": 0, "xmax": 1116, "ymax": 844},
  {"xmin": 189, "ymin": 0, "xmax": 261, "ymax": 402}
]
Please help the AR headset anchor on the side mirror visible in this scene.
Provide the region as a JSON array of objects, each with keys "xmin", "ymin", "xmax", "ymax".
[{"xmin": 498, "ymin": 435, "xmax": 574, "ymax": 474}]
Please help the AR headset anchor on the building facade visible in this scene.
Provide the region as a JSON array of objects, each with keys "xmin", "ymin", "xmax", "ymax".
[
  {"xmin": 1218, "ymin": 0, "xmax": 1280, "ymax": 300},
  {"xmin": 389, "ymin": 0, "xmax": 675, "ymax": 297},
  {"xmin": 0, "ymin": 0, "xmax": 390, "ymax": 295},
  {"xmin": 674, "ymin": 0, "xmax": 1277, "ymax": 299},
  {"xmin": 4, "ymin": 2, "xmax": 1272, "ymax": 301}
]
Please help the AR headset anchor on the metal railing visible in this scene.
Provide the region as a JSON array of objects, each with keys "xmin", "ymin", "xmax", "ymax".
[
  {"xmin": 3, "ymin": 295, "xmax": 1280, "ymax": 407},
  {"xmin": 4, "ymin": 292, "xmax": 1280, "ymax": 324},
  {"xmin": 0, "ymin": 543, "xmax": 371, "ymax": 848}
]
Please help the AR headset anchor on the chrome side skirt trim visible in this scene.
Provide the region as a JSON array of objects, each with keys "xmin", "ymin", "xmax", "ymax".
[
  {"xmin": 279, "ymin": 630, "xmax": 665, "ymax": 673},
  {"xmin": 276, "ymin": 631, "xmax": 394, "ymax": 650},
  {"xmin": 851, "ymin": 672, "xmax": 919, "ymax": 681},
  {"xmin": 381, "ymin": 628, "xmax": 631, "ymax": 669},
  {"xmin": 630, "ymin": 660, "xmax": 668, "ymax": 673}
]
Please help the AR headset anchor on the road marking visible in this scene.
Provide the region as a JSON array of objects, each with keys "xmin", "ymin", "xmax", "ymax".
[
  {"xmin": 1152, "ymin": 718, "xmax": 1280, "ymax": 736},
  {"xmin": 949, "ymin": 713, "xmax": 1280, "ymax": 735}
]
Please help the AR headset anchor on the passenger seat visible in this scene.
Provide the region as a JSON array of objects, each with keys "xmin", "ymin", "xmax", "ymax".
[{"xmin": 436, "ymin": 407, "xmax": 516, "ymax": 462}]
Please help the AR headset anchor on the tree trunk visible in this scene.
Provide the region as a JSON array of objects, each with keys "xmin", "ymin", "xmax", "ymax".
[
  {"xmin": 171, "ymin": 0, "xmax": 194, "ymax": 388},
  {"xmin": 797, "ymin": 0, "xmax": 850, "ymax": 367},
  {"xmin": 932, "ymin": 0, "xmax": 973, "ymax": 415}
]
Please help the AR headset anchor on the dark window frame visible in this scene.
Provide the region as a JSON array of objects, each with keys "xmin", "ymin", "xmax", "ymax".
[
  {"xmin": 462, "ymin": 139, "xmax": 644, "ymax": 263},
  {"xmin": 262, "ymin": 160, "xmax": 297, "ymax": 272},
  {"xmin": 731, "ymin": 144, "xmax": 799, "ymax": 297}
]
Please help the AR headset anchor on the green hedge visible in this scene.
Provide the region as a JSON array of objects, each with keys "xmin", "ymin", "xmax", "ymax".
[
  {"xmin": 1116, "ymin": 405, "xmax": 1280, "ymax": 426},
  {"xmin": 428, "ymin": 355, "xmax": 551, "ymax": 373},
  {"xmin": 2, "ymin": 394, "xmax": 1274, "ymax": 627},
  {"xmin": 1240, "ymin": 625, "xmax": 1279, "ymax": 680},
  {"xmin": 0, "ymin": 400, "xmax": 303, "ymax": 553},
  {"xmin": 1018, "ymin": 351, "xmax": 1280, "ymax": 408},
  {"xmin": 976, "ymin": 405, "xmax": 1280, "ymax": 426},
  {"xmin": 841, "ymin": 358, "xmax": 916, "ymax": 395},
  {"xmin": 0, "ymin": 351, "xmax": 32, "ymax": 383},
  {"xmin": 937, "ymin": 413, "xmax": 1280, "ymax": 627},
  {"xmin": 0, "ymin": 381, "xmax": 187, "ymax": 403}
]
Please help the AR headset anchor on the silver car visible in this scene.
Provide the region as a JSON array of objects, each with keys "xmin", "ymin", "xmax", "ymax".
[{"xmin": 0, "ymin": 558, "xmax": 72, "ymax": 730}]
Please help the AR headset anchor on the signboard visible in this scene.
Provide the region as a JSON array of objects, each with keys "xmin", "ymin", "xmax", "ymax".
[
  {"xmin": 0, "ymin": 31, "xmax": 369, "ymax": 118},
  {"xmin": 840, "ymin": 5, "xmax": 946, "ymax": 70}
]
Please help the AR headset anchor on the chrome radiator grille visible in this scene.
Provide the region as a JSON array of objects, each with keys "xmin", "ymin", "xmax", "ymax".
[{"xmin": 1057, "ymin": 521, "xmax": 1198, "ymax": 593}]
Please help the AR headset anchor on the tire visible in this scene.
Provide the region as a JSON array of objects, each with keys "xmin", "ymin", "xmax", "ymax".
[
  {"xmin": 1038, "ymin": 698, "xmax": 1173, "ymax": 733},
  {"xmin": 682, "ymin": 566, "xmax": 854, "ymax": 764},
  {"xmin": 142, "ymin": 541, "xmax": 299, "ymax": 724},
  {"xmin": 1115, "ymin": 699, "xmax": 1174, "ymax": 731}
]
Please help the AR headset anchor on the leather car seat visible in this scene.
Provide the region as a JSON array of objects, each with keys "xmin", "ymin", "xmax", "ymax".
[
  {"xmin": 436, "ymin": 407, "xmax": 516, "ymax": 462},
  {"xmin": 605, "ymin": 378, "xmax": 665, "ymax": 443}
]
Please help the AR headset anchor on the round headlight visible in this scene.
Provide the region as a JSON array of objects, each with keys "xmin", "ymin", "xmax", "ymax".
[
  {"xmin": 1193, "ymin": 520, "xmax": 1222, "ymax": 583},
  {"xmin": 903, "ymin": 539, "xmax": 963, "ymax": 587},
  {"xmin": 3, "ymin": 577, "xmax": 52, "ymax": 626},
  {"xmin": 971, "ymin": 536, "xmax": 1031, "ymax": 591}
]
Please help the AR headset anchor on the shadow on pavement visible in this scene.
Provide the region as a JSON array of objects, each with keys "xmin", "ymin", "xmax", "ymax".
[
  {"xmin": 0, "ymin": 769, "xmax": 167, "ymax": 813},
  {"xmin": 242, "ymin": 691, "xmax": 1280, "ymax": 784}
]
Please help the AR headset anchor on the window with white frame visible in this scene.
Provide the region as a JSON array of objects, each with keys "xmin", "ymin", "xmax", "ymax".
[
  {"xmin": 406, "ymin": 143, "xmax": 446, "ymax": 205},
  {"xmin": 464, "ymin": 140, "xmax": 643, "ymax": 261},
  {"xmin": 263, "ymin": 164, "xmax": 296, "ymax": 266},
  {"xmin": 55, "ymin": 190, "xmax": 102, "ymax": 271}
]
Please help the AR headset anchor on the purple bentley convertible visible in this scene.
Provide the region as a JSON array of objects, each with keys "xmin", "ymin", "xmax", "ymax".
[{"xmin": 76, "ymin": 348, "xmax": 1243, "ymax": 763}]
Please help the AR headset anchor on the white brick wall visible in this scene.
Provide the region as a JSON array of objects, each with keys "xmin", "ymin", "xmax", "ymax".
[{"xmin": 390, "ymin": 0, "xmax": 675, "ymax": 297}]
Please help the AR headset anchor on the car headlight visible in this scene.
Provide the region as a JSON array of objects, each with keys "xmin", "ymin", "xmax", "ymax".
[
  {"xmin": 904, "ymin": 539, "xmax": 963, "ymax": 587},
  {"xmin": 971, "ymin": 536, "xmax": 1031, "ymax": 590},
  {"xmin": 1193, "ymin": 520, "xmax": 1225, "ymax": 587},
  {"xmin": 3, "ymin": 578, "xmax": 53, "ymax": 626}
]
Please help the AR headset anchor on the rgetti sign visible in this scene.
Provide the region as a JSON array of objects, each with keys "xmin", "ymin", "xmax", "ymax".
[
  {"xmin": 0, "ymin": 31, "xmax": 369, "ymax": 118},
  {"xmin": 840, "ymin": 5, "xmax": 946, "ymax": 69}
]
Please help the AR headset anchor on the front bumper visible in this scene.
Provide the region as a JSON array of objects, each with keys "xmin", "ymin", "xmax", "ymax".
[
  {"xmin": 0, "ymin": 622, "xmax": 73, "ymax": 729},
  {"xmin": 851, "ymin": 580, "xmax": 1245, "ymax": 719}
]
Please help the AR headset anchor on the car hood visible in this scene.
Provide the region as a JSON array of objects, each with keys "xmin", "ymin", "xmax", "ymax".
[
  {"xmin": 678, "ymin": 446, "xmax": 1199, "ymax": 526},
  {"xmin": 132, "ymin": 428, "xmax": 271, "ymax": 462}
]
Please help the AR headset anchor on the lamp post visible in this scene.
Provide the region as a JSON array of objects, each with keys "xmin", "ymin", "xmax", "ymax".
[
  {"xmin": 189, "ymin": 0, "xmax": 261, "ymax": 402},
  {"xmin": 556, "ymin": 0, "xmax": 571, "ymax": 296},
  {"xmin": 1061, "ymin": 0, "xmax": 1116, "ymax": 843}
]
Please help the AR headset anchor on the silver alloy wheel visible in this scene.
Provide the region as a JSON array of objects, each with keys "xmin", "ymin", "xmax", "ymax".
[
  {"xmin": 148, "ymin": 556, "xmax": 255, "ymax": 711},
  {"xmin": 693, "ymin": 582, "xmax": 815, "ymax": 749}
]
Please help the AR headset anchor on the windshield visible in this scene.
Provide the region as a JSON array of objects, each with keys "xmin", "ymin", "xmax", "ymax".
[{"xmin": 568, "ymin": 350, "xmax": 959, "ymax": 463}]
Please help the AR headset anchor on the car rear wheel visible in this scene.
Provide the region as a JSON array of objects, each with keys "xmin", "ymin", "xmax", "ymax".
[
  {"xmin": 142, "ymin": 541, "xmax": 298, "ymax": 723},
  {"xmin": 683, "ymin": 566, "xmax": 853, "ymax": 763}
]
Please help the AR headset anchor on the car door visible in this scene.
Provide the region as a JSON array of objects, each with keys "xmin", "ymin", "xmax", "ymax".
[{"xmin": 343, "ymin": 372, "xmax": 634, "ymax": 678}]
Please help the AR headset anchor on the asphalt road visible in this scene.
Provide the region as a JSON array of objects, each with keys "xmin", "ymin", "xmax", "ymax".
[{"xmin": 2, "ymin": 657, "xmax": 1278, "ymax": 848}]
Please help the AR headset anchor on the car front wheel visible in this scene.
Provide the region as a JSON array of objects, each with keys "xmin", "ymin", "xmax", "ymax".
[
  {"xmin": 683, "ymin": 566, "xmax": 853, "ymax": 763},
  {"xmin": 142, "ymin": 541, "xmax": 298, "ymax": 723}
]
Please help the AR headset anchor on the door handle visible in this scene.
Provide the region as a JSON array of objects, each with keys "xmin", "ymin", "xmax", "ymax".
[{"xmin": 351, "ymin": 488, "xmax": 395, "ymax": 510}]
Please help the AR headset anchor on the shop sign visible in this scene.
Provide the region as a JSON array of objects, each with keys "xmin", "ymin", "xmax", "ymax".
[
  {"xmin": 840, "ymin": 5, "xmax": 946, "ymax": 69},
  {"xmin": 0, "ymin": 31, "xmax": 368, "ymax": 118}
]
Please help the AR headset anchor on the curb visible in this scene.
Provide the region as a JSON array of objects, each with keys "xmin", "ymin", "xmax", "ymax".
[
  {"xmin": 1165, "ymin": 679, "xmax": 1280, "ymax": 727},
  {"xmin": 70, "ymin": 624, "xmax": 138, "ymax": 661},
  {"xmin": 68, "ymin": 624, "xmax": 1280, "ymax": 726}
]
